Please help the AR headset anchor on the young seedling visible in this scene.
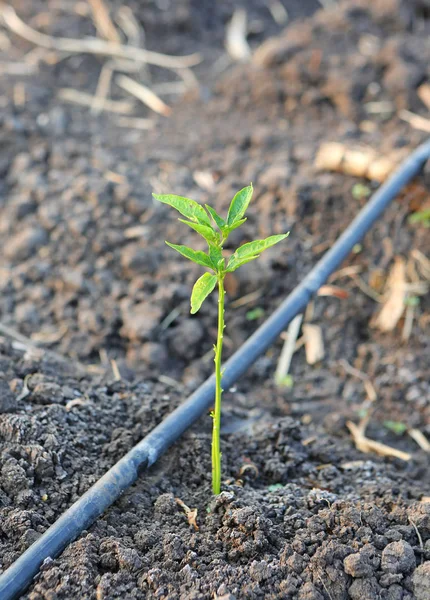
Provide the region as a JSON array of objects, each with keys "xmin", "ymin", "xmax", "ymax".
[{"xmin": 153, "ymin": 184, "xmax": 288, "ymax": 494}]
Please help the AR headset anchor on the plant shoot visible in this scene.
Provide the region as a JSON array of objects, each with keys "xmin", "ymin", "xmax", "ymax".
[{"xmin": 153, "ymin": 185, "xmax": 288, "ymax": 494}]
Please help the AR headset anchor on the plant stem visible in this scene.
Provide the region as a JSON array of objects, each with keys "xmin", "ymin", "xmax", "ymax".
[{"xmin": 212, "ymin": 274, "xmax": 225, "ymax": 494}]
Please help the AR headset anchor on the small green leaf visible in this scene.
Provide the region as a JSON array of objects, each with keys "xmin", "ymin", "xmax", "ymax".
[
  {"xmin": 178, "ymin": 219, "xmax": 220, "ymax": 245},
  {"xmin": 383, "ymin": 420, "xmax": 407, "ymax": 435},
  {"xmin": 246, "ymin": 307, "xmax": 265, "ymax": 321},
  {"xmin": 226, "ymin": 233, "xmax": 289, "ymax": 272},
  {"xmin": 408, "ymin": 209, "xmax": 430, "ymax": 227},
  {"xmin": 268, "ymin": 483, "xmax": 284, "ymax": 492},
  {"xmin": 205, "ymin": 205, "xmax": 226, "ymax": 230},
  {"xmin": 226, "ymin": 184, "xmax": 253, "ymax": 226},
  {"xmin": 165, "ymin": 242, "xmax": 213, "ymax": 269},
  {"xmin": 226, "ymin": 255, "xmax": 260, "ymax": 273},
  {"xmin": 191, "ymin": 272, "xmax": 217, "ymax": 314},
  {"xmin": 153, "ymin": 193, "xmax": 211, "ymax": 226},
  {"xmin": 223, "ymin": 218, "xmax": 247, "ymax": 236}
]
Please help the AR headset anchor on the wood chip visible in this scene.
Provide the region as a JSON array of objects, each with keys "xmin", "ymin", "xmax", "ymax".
[
  {"xmin": 302, "ymin": 324, "xmax": 325, "ymax": 365},
  {"xmin": 225, "ymin": 8, "xmax": 251, "ymax": 62},
  {"xmin": 314, "ymin": 142, "xmax": 405, "ymax": 182},
  {"xmin": 347, "ymin": 419, "xmax": 411, "ymax": 461},
  {"xmin": 417, "ymin": 83, "xmax": 430, "ymax": 111},
  {"xmin": 317, "ymin": 285, "xmax": 349, "ymax": 299},
  {"xmin": 373, "ymin": 257, "xmax": 407, "ymax": 331}
]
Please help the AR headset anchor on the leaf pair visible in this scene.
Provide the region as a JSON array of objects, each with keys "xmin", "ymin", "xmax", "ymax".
[{"xmin": 226, "ymin": 233, "xmax": 289, "ymax": 272}]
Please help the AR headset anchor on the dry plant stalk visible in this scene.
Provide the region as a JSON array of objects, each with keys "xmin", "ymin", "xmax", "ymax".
[
  {"xmin": 0, "ymin": 5, "xmax": 201, "ymax": 70},
  {"xmin": 88, "ymin": 0, "xmax": 121, "ymax": 43},
  {"xmin": 225, "ymin": 8, "xmax": 251, "ymax": 62},
  {"xmin": 58, "ymin": 88, "xmax": 135, "ymax": 114},
  {"xmin": 373, "ymin": 257, "xmax": 407, "ymax": 331},
  {"xmin": 399, "ymin": 110, "xmax": 430, "ymax": 134},
  {"xmin": 116, "ymin": 75, "xmax": 171, "ymax": 116},
  {"xmin": 314, "ymin": 142, "xmax": 405, "ymax": 182},
  {"xmin": 347, "ymin": 418, "xmax": 411, "ymax": 461}
]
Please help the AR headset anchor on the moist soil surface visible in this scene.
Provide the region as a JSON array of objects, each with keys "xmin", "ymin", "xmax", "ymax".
[{"xmin": 1, "ymin": 0, "xmax": 430, "ymax": 598}]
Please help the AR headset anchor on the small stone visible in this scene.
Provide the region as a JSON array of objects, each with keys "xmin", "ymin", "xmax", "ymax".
[
  {"xmin": 120, "ymin": 300, "xmax": 163, "ymax": 341},
  {"xmin": 5, "ymin": 227, "xmax": 48, "ymax": 261},
  {"xmin": 412, "ymin": 561, "xmax": 430, "ymax": 600},
  {"xmin": 381, "ymin": 541, "xmax": 416, "ymax": 574},
  {"xmin": 344, "ymin": 544, "xmax": 379, "ymax": 578},
  {"xmin": 0, "ymin": 378, "xmax": 17, "ymax": 413},
  {"xmin": 168, "ymin": 319, "xmax": 204, "ymax": 360}
]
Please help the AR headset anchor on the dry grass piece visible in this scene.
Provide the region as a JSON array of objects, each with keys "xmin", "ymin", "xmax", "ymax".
[
  {"xmin": 58, "ymin": 87, "xmax": 135, "ymax": 114},
  {"xmin": 88, "ymin": 0, "xmax": 121, "ymax": 43},
  {"xmin": 225, "ymin": 8, "xmax": 251, "ymax": 62},
  {"xmin": 408, "ymin": 429, "xmax": 430, "ymax": 452},
  {"xmin": 275, "ymin": 314, "xmax": 303, "ymax": 385},
  {"xmin": 347, "ymin": 418, "xmax": 411, "ymax": 461},
  {"xmin": 399, "ymin": 110, "xmax": 430, "ymax": 134},
  {"xmin": 373, "ymin": 257, "xmax": 407, "ymax": 331},
  {"xmin": 116, "ymin": 74, "xmax": 171, "ymax": 116},
  {"xmin": 0, "ymin": 5, "xmax": 201, "ymax": 70}
]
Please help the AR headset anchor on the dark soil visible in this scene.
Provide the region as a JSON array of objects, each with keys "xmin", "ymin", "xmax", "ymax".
[{"xmin": 1, "ymin": 0, "xmax": 430, "ymax": 598}]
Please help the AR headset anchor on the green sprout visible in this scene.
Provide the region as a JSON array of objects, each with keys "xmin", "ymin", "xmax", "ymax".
[
  {"xmin": 408, "ymin": 209, "xmax": 430, "ymax": 228},
  {"xmin": 153, "ymin": 184, "xmax": 289, "ymax": 494}
]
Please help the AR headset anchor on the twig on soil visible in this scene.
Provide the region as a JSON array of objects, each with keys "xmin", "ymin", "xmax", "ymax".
[
  {"xmin": 412, "ymin": 249, "xmax": 430, "ymax": 281},
  {"xmin": 58, "ymin": 87, "xmax": 135, "ymax": 114},
  {"xmin": 88, "ymin": 0, "xmax": 121, "ymax": 43},
  {"xmin": 0, "ymin": 61, "xmax": 37, "ymax": 75},
  {"xmin": 225, "ymin": 8, "xmax": 251, "ymax": 62},
  {"xmin": 401, "ymin": 303, "xmax": 415, "ymax": 341},
  {"xmin": 338, "ymin": 358, "xmax": 377, "ymax": 402},
  {"xmin": 408, "ymin": 429, "xmax": 430, "ymax": 452},
  {"xmin": 409, "ymin": 518, "xmax": 425, "ymax": 563},
  {"xmin": 91, "ymin": 62, "xmax": 114, "ymax": 115},
  {"xmin": 275, "ymin": 314, "xmax": 303, "ymax": 385},
  {"xmin": 110, "ymin": 359, "xmax": 121, "ymax": 381},
  {"xmin": 115, "ymin": 6, "xmax": 144, "ymax": 48},
  {"xmin": 116, "ymin": 74, "xmax": 171, "ymax": 116},
  {"xmin": 115, "ymin": 116, "xmax": 154, "ymax": 130},
  {"xmin": 347, "ymin": 417, "xmax": 411, "ymax": 461},
  {"xmin": 399, "ymin": 110, "xmax": 430, "ymax": 134},
  {"xmin": 175, "ymin": 498, "xmax": 199, "ymax": 531},
  {"xmin": 230, "ymin": 290, "xmax": 263, "ymax": 309},
  {"xmin": 268, "ymin": 1, "xmax": 289, "ymax": 25},
  {"xmin": 317, "ymin": 284, "xmax": 349, "ymax": 299},
  {"xmin": 0, "ymin": 5, "xmax": 201, "ymax": 69}
]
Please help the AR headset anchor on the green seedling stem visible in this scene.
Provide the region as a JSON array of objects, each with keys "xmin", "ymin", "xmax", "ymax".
[{"xmin": 153, "ymin": 184, "xmax": 288, "ymax": 493}]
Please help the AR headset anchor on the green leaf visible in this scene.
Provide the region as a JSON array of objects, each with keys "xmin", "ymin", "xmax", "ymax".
[
  {"xmin": 208, "ymin": 245, "xmax": 224, "ymax": 271},
  {"xmin": 383, "ymin": 420, "xmax": 407, "ymax": 435},
  {"xmin": 226, "ymin": 184, "xmax": 253, "ymax": 226},
  {"xmin": 408, "ymin": 209, "xmax": 430, "ymax": 227},
  {"xmin": 191, "ymin": 272, "xmax": 217, "ymax": 314},
  {"xmin": 178, "ymin": 219, "xmax": 220, "ymax": 245},
  {"xmin": 153, "ymin": 193, "xmax": 211, "ymax": 227},
  {"xmin": 246, "ymin": 307, "xmax": 265, "ymax": 321},
  {"xmin": 225, "ymin": 255, "xmax": 260, "ymax": 273},
  {"xmin": 223, "ymin": 218, "xmax": 247, "ymax": 236},
  {"xmin": 205, "ymin": 205, "xmax": 226, "ymax": 230},
  {"xmin": 165, "ymin": 242, "xmax": 214, "ymax": 269},
  {"xmin": 226, "ymin": 233, "xmax": 289, "ymax": 272}
]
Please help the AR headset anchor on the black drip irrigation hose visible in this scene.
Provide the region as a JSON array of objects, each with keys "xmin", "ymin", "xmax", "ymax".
[{"xmin": 1, "ymin": 139, "xmax": 430, "ymax": 600}]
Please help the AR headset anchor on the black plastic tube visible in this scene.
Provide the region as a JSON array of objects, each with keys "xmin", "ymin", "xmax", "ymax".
[{"xmin": 1, "ymin": 139, "xmax": 429, "ymax": 600}]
